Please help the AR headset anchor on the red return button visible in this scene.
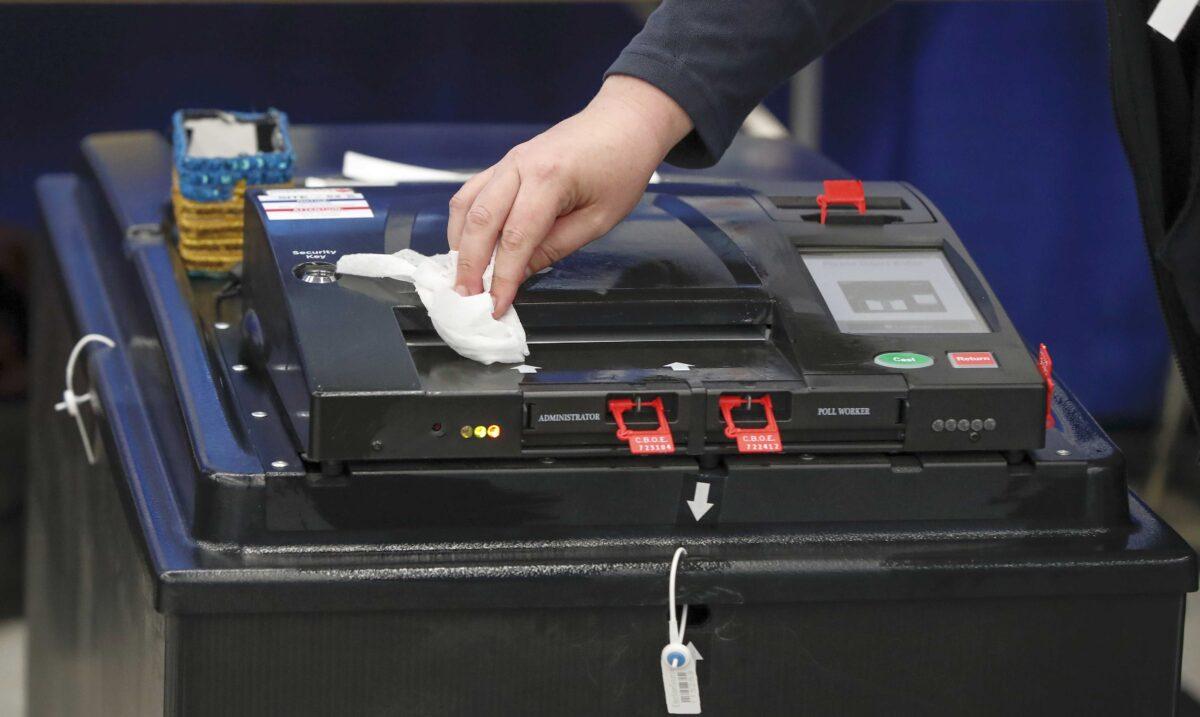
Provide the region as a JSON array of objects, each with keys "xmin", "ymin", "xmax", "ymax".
[{"xmin": 947, "ymin": 351, "xmax": 998, "ymax": 368}]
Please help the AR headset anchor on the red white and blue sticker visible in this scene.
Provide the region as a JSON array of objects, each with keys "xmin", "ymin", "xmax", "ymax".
[{"xmin": 259, "ymin": 188, "xmax": 373, "ymax": 220}]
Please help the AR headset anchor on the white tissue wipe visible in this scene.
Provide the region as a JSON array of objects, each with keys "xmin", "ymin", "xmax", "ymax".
[{"xmin": 336, "ymin": 249, "xmax": 529, "ymax": 365}]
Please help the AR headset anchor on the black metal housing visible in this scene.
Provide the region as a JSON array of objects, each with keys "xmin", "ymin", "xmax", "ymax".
[
  {"xmin": 241, "ymin": 181, "xmax": 1048, "ymax": 463},
  {"xmin": 24, "ymin": 125, "xmax": 1198, "ymax": 716}
]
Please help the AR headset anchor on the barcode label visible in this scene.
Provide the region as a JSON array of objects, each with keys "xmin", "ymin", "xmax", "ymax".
[
  {"xmin": 661, "ymin": 646, "xmax": 701, "ymax": 714},
  {"xmin": 677, "ymin": 672, "xmax": 692, "ymax": 702}
]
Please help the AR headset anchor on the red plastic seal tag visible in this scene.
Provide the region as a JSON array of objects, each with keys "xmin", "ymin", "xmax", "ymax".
[
  {"xmin": 1036, "ymin": 343, "xmax": 1055, "ymax": 430},
  {"xmin": 733, "ymin": 431, "xmax": 782, "ymax": 454},
  {"xmin": 629, "ymin": 433, "xmax": 676, "ymax": 454},
  {"xmin": 816, "ymin": 179, "xmax": 867, "ymax": 224},
  {"xmin": 718, "ymin": 395, "xmax": 783, "ymax": 454},
  {"xmin": 609, "ymin": 397, "xmax": 676, "ymax": 456}
]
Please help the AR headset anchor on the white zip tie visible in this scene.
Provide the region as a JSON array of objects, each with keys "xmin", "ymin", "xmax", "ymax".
[
  {"xmin": 660, "ymin": 546, "xmax": 701, "ymax": 713},
  {"xmin": 54, "ymin": 334, "xmax": 115, "ymax": 465},
  {"xmin": 668, "ymin": 546, "xmax": 688, "ymax": 645}
]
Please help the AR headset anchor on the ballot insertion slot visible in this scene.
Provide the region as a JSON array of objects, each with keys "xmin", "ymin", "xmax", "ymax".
[
  {"xmin": 395, "ymin": 291, "xmax": 775, "ymax": 338},
  {"xmin": 402, "ymin": 324, "xmax": 770, "ymax": 346},
  {"xmin": 769, "ymin": 196, "xmax": 910, "ymax": 211},
  {"xmin": 718, "ymin": 392, "xmax": 793, "ymax": 426},
  {"xmin": 768, "ymin": 195, "xmax": 921, "ymax": 225},
  {"xmin": 602, "ymin": 394, "xmax": 680, "ymax": 425}
]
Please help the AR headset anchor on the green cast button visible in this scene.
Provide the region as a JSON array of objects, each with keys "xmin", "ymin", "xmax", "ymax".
[{"xmin": 874, "ymin": 351, "xmax": 934, "ymax": 369}]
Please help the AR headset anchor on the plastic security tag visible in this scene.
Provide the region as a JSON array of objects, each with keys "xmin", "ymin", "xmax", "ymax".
[
  {"xmin": 734, "ymin": 430, "xmax": 782, "ymax": 454},
  {"xmin": 54, "ymin": 334, "xmax": 116, "ymax": 465},
  {"xmin": 718, "ymin": 395, "xmax": 783, "ymax": 454},
  {"xmin": 661, "ymin": 643, "xmax": 701, "ymax": 714},
  {"xmin": 609, "ymin": 397, "xmax": 676, "ymax": 455},
  {"xmin": 661, "ymin": 547, "xmax": 701, "ymax": 713},
  {"xmin": 629, "ymin": 433, "xmax": 676, "ymax": 454}
]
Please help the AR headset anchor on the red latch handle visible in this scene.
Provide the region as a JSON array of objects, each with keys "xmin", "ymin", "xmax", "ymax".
[
  {"xmin": 1037, "ymin": 343, "xmax": 1055, "ymax": 430},
  {"xmin": 718, "ymin": 395, "xmax": 783, "ymax": 454},
  {"xmin": 817, "ymin": 179, "xmax": 867, "ymax": 224},
  {"xmin": 608, "ymin": 397, "xmax": 676, "ymax": 455}
]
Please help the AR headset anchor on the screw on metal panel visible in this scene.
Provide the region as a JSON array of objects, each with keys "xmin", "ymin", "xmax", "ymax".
[
  {"xmin": 251, "ymin": 411, "xmax": 267, "ymax": 418},
  {"xmin": 1056, "ymin": 449, "xmax": 1071, "ymax": 456},
  {"xmin": 214, "ymin": 322, "xmax": 230, "ymax": 330},
  {"xmin": 231, "ymin": 364, "xmax": 248, "ymax": 372},
  {"xmin": 371, "ymin": 440, "xmax": 384, "ymax": 451},
  {"xmin": 125, "ymin": 224, "xmax": 164, "ymax": 247},
  {"xmin": 271, "ymin": 460, "xmax": 289, "ymax": 469}
]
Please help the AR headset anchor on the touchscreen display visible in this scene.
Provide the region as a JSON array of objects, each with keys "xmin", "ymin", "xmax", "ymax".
[{"xmin": 802, "ymin": 251, "xmax": 988, "ymax": 334}]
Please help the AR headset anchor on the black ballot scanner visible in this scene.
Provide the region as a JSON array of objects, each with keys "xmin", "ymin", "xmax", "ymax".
[
  {"xmin": 242, "ymin": 181, "xmax": 1049, "ymax": 464},
  {"xmin": 215, "ymin": 178, "xmax": 1103, "ymax": 536},
  {"xmin": 26, "ymin": 127, "xmax": 1197, "ymax": 716}
]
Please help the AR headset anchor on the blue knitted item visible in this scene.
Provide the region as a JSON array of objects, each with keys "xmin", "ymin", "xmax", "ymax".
[{"xmin": 172, "ymin": 109, "xmax": 295, "ymax": 202}]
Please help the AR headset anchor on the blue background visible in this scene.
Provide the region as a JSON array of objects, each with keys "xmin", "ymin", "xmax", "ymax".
[
  {"xmin": 822, "ymin": 2, "xmax": 1167, "ymax": 422},
  {"xmin": 0, "ymin": 1, "xmax": 1165, "ymax": 422}
]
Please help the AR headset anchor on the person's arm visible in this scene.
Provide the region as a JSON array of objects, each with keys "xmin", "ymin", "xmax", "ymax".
[
  {"xmin": 608, "ymin": 0, "xmax": 893, "ymax": 168},
  {"xmin": 450, "ymin": 0, "xmax": 893, "ymax": 317}
]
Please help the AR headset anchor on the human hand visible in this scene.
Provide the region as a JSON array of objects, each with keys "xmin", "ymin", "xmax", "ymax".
[{"xmin": 448, "ymin": 75, "xmax": 692, "ymax": 317}]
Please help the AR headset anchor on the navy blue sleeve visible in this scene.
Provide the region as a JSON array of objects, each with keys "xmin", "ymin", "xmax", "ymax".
[{"xmin": 606, "ymin": 0, "xmax": 892, "ymax": 168}]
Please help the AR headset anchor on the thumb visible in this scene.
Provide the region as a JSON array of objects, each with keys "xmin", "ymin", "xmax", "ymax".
[{"xmin": 526, "ymin": 207, "xmax": 615, "ymax": 275}]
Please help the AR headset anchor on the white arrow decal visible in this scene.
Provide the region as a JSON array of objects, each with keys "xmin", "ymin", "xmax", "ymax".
[
  {"xmin": 664, "ymin": 362, "xmax": 693, "ymax": 372},
  {"xmin": 512, "ymin": 364, "xmax": 541, "ymax": 374},
  {"xmin": 687, "ymin": 482, "xmax": 714, "ymax": 521},
  {"xmin": 688, "ymin": 642, "xmax": 703, "ymax": 661}
]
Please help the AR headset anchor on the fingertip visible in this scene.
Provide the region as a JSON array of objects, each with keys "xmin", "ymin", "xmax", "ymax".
[{"xmin": 490, "ymin": 286, "xmax": 515, "ymax": 318}]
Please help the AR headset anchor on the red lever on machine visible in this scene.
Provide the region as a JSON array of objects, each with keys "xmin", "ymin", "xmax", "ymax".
[
  {"xmin": 1037, "ymin": 343, "xmax": 1055, "ymax": 430},
  {"xmin": 718, "ymin": 395, "xmax": 783, "ymax": 454},
  {"xmin": 817, "ymin": 179, "xmax": 867, "ymax": 224},
  {"xmin": 608, "ymin": 397, "xmax": 676, "ymax": 455}
]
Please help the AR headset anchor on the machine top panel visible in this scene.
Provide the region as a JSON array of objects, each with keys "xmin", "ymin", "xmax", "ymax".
[{"xmin": 240, "ymin": 181, "xmax": 1049, "ymax": 461}]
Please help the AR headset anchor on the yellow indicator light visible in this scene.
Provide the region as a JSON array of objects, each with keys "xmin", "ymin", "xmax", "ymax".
[
  {"xmin": 487, "ymin": 424, "xmax": 501, "ymax": 439},
  {"xmin": 473, "ymin": 425, "xmax": 487, "ymax": 439},
  {"xmin": 460, "ymin": 425, "xmax": 473, "ymax": 439}
]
